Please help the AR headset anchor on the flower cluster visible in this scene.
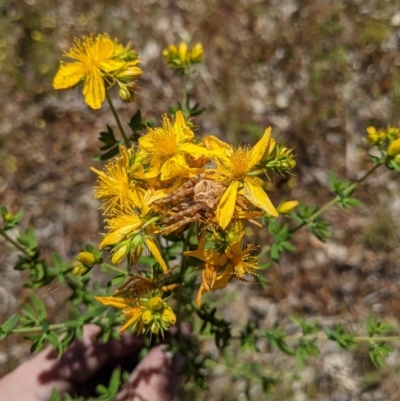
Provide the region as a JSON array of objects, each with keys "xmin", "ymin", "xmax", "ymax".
[
  {"xmin": 367, "ymin": 126, "xmax": 400, "ymax": 158},
  {"xmin": 366, "ymin": 126, "xmax": 400, "ymax": 172},
  {"xmin": 53, "ymin": 34, "xmax": 296, "ymax": 335},
  {"xmin": 92, "ymin": 111, "xmax": 296, "ymax": 333},
  {"xmin": 53, "ymin": 34, "xmax": 142, "ymax": 109},
  {"xmin": 162, "ymin": 42, "xmax": 204, "ymax": 72}
]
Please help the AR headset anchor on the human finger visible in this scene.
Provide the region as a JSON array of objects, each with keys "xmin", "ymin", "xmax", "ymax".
[
  {"xmin": 0, "ymin": 324, "xmax": 142, "ymax": 401},
  {"xmin": 114, "ymin": 345, "xmax": 184, "ymax": 401}
]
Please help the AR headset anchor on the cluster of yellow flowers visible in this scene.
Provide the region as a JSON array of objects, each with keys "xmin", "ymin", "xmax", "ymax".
[
  {"xmin": 90, "ymin": 111, "xmax": 295, "ymax": 333},
  {"xmin": 53, "ymin": 34, "xmax": 296, "ymax": 335},
  {"xmin": 366, "ymin": 126, "xmax": 400, "ymax": 160}
]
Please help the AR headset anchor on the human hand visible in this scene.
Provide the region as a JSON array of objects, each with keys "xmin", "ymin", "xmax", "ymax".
[{"xmin": 0, "ymin": 325, "xmax": 183, "ymax": 401}]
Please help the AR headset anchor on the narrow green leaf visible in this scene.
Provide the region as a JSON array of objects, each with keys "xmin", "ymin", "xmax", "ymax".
[
  {"xmin": 29, "ymin": 292, "xmax": 47, "ymax": 321},
  {"xmin": 1, "ymin": 314, "xmax": 20, "ymax": 333}
]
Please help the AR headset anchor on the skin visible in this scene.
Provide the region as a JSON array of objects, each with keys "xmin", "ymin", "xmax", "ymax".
[{"xmin": 0, "ymin": 325, "xmax": 183, "ymax": 401}]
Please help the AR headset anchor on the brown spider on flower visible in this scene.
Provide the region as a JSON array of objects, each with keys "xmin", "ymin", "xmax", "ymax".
[{"xmin": 153, "ymin": 174, "xmax": 226, "ymax": 235}]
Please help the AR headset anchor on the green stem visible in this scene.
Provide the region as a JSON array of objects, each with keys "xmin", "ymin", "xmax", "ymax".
[
  {"xmin": 290, "ymin": 163, "xmax": 382, "ymax": 234},
  {"xmin": 198, "ymin": 332, "xmax": 400, "ymax": 343},
  {"xmin": 105, "ymin": 89, "xmax": 129, "ymax": 147},
  {"xmin": 176, "ymin": 224, "xmax": 195, "ymax": 322},
  {"xmin": 12, "ymin": 323, "xmax": 65, "ymax": 334},
  {"xmin": 353, "ymin": 336, "xmax": 400, "ymax": 343},
  {"xmin": 101, "ymin": 263, "xmax": 129, "ymax": 276},
  {"xmin": 259, "ymin": 163, "xmax": 382, "ymax": 259},
  {"xmin": 182, "ymin": 72, "xmax": 188, "ymax": 116},
  {"xmin": 0, "ymin": 230, "xmax": 33, "ymax": 258}
]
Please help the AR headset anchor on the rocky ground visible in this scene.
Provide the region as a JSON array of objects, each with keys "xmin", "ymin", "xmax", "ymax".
[{"xmin": 1, "ymin": 0, "xmax": 400, "ymax": 399}]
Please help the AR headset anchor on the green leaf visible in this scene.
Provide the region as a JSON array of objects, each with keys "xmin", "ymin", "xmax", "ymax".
[
  {"xmin": 21, "ymin": 303, "xmax": 37, "ymax": 324},
  {"xmin": 260, "ymin": 328, "xmax": 296, "ymax": 355},
  {"xmin": 106, "ymin": 274, "xmax": 127, "ymax": 287},
  {"xmin": 366, "ymin": 315, "xmax": 393, "ymax": 337},
  {"xmin": 369, "ymin": 342, "xmax": 392, "ymax": 368},
  {"xmin": 296, "ymin": 337, "xmax": 320, "ymax": 369},
  {"xmin": 95, "ymin": 368, "xmax": 122, "ymax": 399},
  {"xmin": 98, "ymin": 125, "xmax": 118, "ymax": 149},
  {"xmin": 94, "ymin": 146, "xmax": 120, "ymax": 161},
  {"xmin": 325, "ymin": 324, "xmax": 355, "ymax": 349},
  {"xmin": 30, "ymin": 333, "xmax": 47, "ymax": 353},
  {"xmin": 290, "ymin": 315, "xmax": 318, "ymax": 335},
  {"xmin": 49, "ymin": 388, "xmax": 61, "ymax": 401},
  {"xmin": 47, "ymin": 331, "xmax": 64, "ymax": 357},
  {"xmin": 29, "ymin": 292, "xmax": 47, "ymax": 321},
  {"xmin": 1, "ymin": 314, "xmax": 20, "ymax": 334}
]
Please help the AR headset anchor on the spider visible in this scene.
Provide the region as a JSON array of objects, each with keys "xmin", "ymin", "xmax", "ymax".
[{"xmin": 154, "ymin": 174, "xmax": 226, "ymax": 235}]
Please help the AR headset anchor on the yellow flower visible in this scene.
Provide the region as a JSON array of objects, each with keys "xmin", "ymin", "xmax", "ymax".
[
  {"xmin": 95, "ymin": 295, "xmax": 146, "ymax": 332},
  {"xmin": 184, "ymin": 234, "xmax": 231, "ymax": 305},
  {"xmin": 99, "ymin": 208, "xmax": 168, "ymax": 273},
  {"xmin": 205, "ymin": 128, "xmax": 278, "ymax": 229},
  {"xmin": 91, "ymin": 147, "xmax": 145, "ymax": 216},
  {"xmin": 185, "ymin": 232, "xmax": 260, "ymax": 303},
  {"xmin": 225, "ymin": 239, "xmax": 259, "ymax": 279},
  {"xmin": 53, "ymin": 34, "xmax": 139, "ymax": 109},
  {"xmin": 138, "ymin": 111, "xmax": 214, "ymax": 180},
  {"xmin": 95, "ymin": 293, "xmax": 176, "ymax": 334}
]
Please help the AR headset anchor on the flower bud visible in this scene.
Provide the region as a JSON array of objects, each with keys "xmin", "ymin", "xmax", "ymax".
[
  {"xmin": 71, "ymin": 261, "xmax": 88, "ymax": 276},
  {"xmin": 111, "ymin": 244, "xmax": 129, "ymax": 265},
  {"xmin": 178, "ymin": 42, "xmax": 188, "ymax": 65},
  {"xmin": 163, "ymin": 44, "xmax": 177, "ymax": 57},
  {"xmin": 387, "ymin": 138, "xmax": 400, "ymax": 157},
  {"xmin": 3, "ymin": 212, "xmax": 14, "ymax": 222},
  {"xmin": 141, "ymin": 310, "xmax": 154, "ymax": 324},
  {"xmin": 117, "ymin": 64, "xmax": 142, "ymax": 81},
  {"xmin": 190, "ymin": 43, "xmax": 203, "ymax": 64},
  {"xmin": 118, "ymin": 84, "xmax": 132, "ymax": 103},
  {"xmin": 277, "ymin": 200, "xmax": 299, "ymax": 214},
  {"xmin": 161, "ymin": 307, "xmax": 176, "ymax": 325},
  {"xmin": 77, "ymin": 251, "xmax": 96, "ymax": 267},
  {"xmin": 99, "ymin": 231, "xmax": 126, "ymax": 250},
  {"xmin": 366, "ymin": 126, "xmax": 385, "ymax": 145},
  {"xmin": 149, "ymin": 296, "xmax": 163, "ymax": 311},
  {"xmin": 386, "ymin": 126, "xmax": 399, "ymax": 141},
  {"xmin": 151, "ymin": 322, "xmax": 159, "ymax": 334}
]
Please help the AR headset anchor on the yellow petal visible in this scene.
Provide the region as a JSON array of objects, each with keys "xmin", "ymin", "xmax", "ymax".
[
  {"xmin": 184, "ymin": 249, "xmax": 227, "ymax": 265},
  {"xmin": 94, "ymin": 295, "xmax": 128, "ymax": 309},
  {"xmin": 160, "ymin": 154, "xmax": 188, "ymax": 181},
  {"xmin": 173, "ymin": 111, "xmax": 194, "ymax": 142},
  {"xmin": 99, "ymin": 230, "xmax": 126, "ymax": 249},
  {"xmin": 202, "ymin": 135, "xmax": 233, "ymax": 154},
  {"xmin": 248, "ymin": 127, "xmax": 272, "ymax": 169},
  {"xmin": 179, "ymin": 143, "xmax": 221, "ymax": 159},
  {"xmin": 213, "ymin": 265, "xmax": 233, "ymax": 289},
  {"xmin": 100, "ymin": 59, "xmax": 126, "ymax": 72},
  {"xmin": 120, "ymin": 308, "xmax": 143, "ymax": 332},
  {"xmin": 82, "ymin": 67, "xmax": 105, "ymax": 109},
  {"xmin": 243, "ymin": 177, "xmax": 278, "ymax": 216},
  {"xmin": 53, "ymin": 62, "xmax": 86, "ymax": 89},
  {"xmin": 145, "ymin": 237, "xmax": 168, "ymax": 273},
  {"xmin": 216, "ymin": 181, "xmax": 240, "ymax": 229}
]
